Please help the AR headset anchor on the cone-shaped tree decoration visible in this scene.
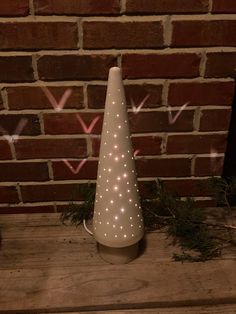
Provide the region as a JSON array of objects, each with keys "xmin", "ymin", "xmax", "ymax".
[{"xmin": 93, "ymin": 67, "xmax": 144, "ymax": 264}]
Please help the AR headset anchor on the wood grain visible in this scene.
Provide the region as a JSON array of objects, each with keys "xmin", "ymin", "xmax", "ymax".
[{"xmin": 0, "ymin": 213, "xmax": 236, "ymax": 313}]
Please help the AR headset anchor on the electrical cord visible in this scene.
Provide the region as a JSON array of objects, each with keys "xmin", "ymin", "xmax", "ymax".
[{"xmin": 83, "ymin": 218, "xmax": 93, "ymax": 236}]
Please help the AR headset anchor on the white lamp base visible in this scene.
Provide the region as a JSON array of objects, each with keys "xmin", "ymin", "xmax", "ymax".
[{"xmin": 98, "ymin": 242, "xmax": 139, "ymax": 264}]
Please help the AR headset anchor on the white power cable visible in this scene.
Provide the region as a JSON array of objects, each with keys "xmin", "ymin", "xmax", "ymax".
[{"xmin": 83, "ymin": 219, "xmax": 93, "ymax": 236}]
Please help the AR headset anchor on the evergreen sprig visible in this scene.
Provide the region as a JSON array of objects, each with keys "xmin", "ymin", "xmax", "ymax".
[{"xmin": 60, "ymin": 178, "xmax": 235, "ymax": 262}]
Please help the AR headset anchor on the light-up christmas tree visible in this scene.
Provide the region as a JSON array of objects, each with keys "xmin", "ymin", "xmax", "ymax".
[{"xmin": 93, "ymin": 67, "xmax": 144, "ymax": 264}]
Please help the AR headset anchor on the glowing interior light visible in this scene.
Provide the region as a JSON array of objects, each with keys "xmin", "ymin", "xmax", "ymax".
[
  {"xmin": 107, "ymin": 222, "xmax": 109, "ymax": 225},
  {"xmin": 124, "ymin": 234, "xmax": 127, "ymax": 238},
  {"xmin": 118, "ymin": 125, "xmax": 121, "ymax": 129},
  {"xmin": 124, "ymin": 164, "xmax": 127, "ymax": 167},
  {"xmin": 134, "ymin": 184, "xmax": 137, "ymax": 187},
  {"xmin": 131, "ymin": 224, "xmax": 134, "ymax": 227},
  {"xmin": 103, "ymin": 168, "xmax": 106, "ymax": 171},
  {"xmin": 120, "ymin": 226, "xmax": 123, "ymax": 229},
  {"xmin": 129, "ymin": 199, "xmax": 132, "ymax": 202},
  {"xmin": 119, "ymin": 193, "xmax": 122, "ymax": 197},
  {"xmin": 127, "ymin": 189, "xmax": 130, "ymax": 193},
  {"xmin": 123, "ymin": 173, "xmax": 127, "ymax": 178},
  {"xmin": 98, "ymin": 212, "xmax": 101, "ymax": 215},
  {"xmin": 115, "ymin": 216, "xmax": 118, "ymax": 220},
  {"xmin": 135, "ymin": 204, "xmax": 138, "ymax": 207},
  {"xmin": 113, "ymin": 224, "xmax": 116, "ymax": 228},
  {"xmin": 121, "ymin": 208, "xmax": 125, "ymax": 212},
  {"xmin": 106, "ymin": 179, "xmax": 109, "ymax": 183},
  {"xmin": 112, "ymin": 101, "xmax": 115, "ymax": 104},
  {"xmin": 121, "ymin": 154, "xmax": 125, "ymax": 158},
  {"xmin": 132, "ymin": 170, "xmax": 134, "ymax": 173},
  {"xmin": 110, "ymin": 200, "xmax": 114, "ymax": 204},
  {"xmin": 103, "ymin": 156, "xmax": 106, "ymax": 158},
  {"xmin": 98, "ymin": 175, "xmax": 101, "ymax": 178},
  {"xmin": 105, "ymin": 208, "xmax": 109, "ymax": 212},
  {"xmin": 109, "ymin": 153, "xmax": 112, "ymax": 156},
  {"xmin": 132, "ymin": 234, "xmax": 134, "ymax": 237},
  {"xmin": 106, "ymin": 188, "xmax": 109, "ymax": 192},
  {"xmin": 115, "ymin": 235, "xmax": 118, "ymax": 238},
  {"xmin": 99, "ymin": 195, "xmax": 103, "ymax": 199},
  {"xmin": 115, "ymin": 157, "xmax": 119, "ymax": 161},
  {"xmin": 99, "ymin": 221, "xmax": 102, "ymax": 224},
  {"xmin": 104, "ymin": 233, "xmax": 107, "ymax": 236},
  {"xmin": 117, "ymin": 176, "xmax": 121, "ymax": 181},
  {"xmin": 106, "ymin": 131, "xmax": 109, "ymax": 134},
  {"xmin": 127, "ymin": 150, "xmax": 130, "ymax": 153},
  {"xmin": 114, "ymin": 145, "xmax": 118, "ymax": 149},
  {"xmin": 114, "ymin": 134, "xmax": 117, "ymax": 138},
  {"xmin": 130, "ymin": 216, "xmax": 133, "ymax": 220},
  {"xmin": 114, "ymin": 186, "xmax": 118, "ymax": 191},
  {"xmin": 137, "ymin": 214, "xmax": 140, "ymax": 217},
  {"xmin": 116, "ymin": 114, "xmax": 119, "ymax": 117},
  {"xmin": 127, "ymin": 182, "xmax": 129, "ymax": 185},
  {"xmin": 108, "ymin": 168, "xmax": 112, "ymax": 172},
  {"xmin": 104, "ymin": 142, "xmax": 107, "ymax": 145}
]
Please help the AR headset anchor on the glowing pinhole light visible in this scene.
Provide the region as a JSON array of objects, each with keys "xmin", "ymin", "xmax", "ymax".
[
  {"xmin": 106, "ymin": 188, "xmax": 109, "ymax": 192},
  {"xmin": 120, "ymin": 226, "xmax": 123, "ymax": 229},
  {"xmin": 116, "ymin": 114, "xmax": 119, "ymax": 117},
  {"xmin": 119, "ymin": 193, "xmax": 122, "ymax": 197},
  {"xmin": 114, "ymin": 145, "xmax": 118, "ymax": 149},
  {"xmin": 127, "ymin": 189, "xmax": 130, "ymax": 193},
  {"xmin": 108, "ymin": 168, "xmax": 112, "ymax": 172},
  {"xmin": 114, "ymin": 134, "xmax": 117, "ymax": 138},
  {"xmin": 115, "ymin": 216, "xmax": 118, "ymax": 220},
  {"xmin": 105, "ymin": 208, "xmax": 109, "ymax": 212},
  {"xmin": 107, "ymin": 222, "xmax": 109, "ymax": 225},
  {"xmin": 117, "ymin": 176, "xmax": 121, "ymax": 181},
  {"xmin": 115, "ymin": 157, "xmax": 119, "ymax": 161},
  {"xmin": 124, "ymin": 234, "xmax": 127, "ymax": 238},
  {"xmin": 129, "ymin": 199, "xmax": 132, "ymax": 202},
  {"xmin": 121, "ymin": 154, "xmax": 125, "ymax": 158},
  {"xmin": 118, "ymin": 125, "xmax": 121, "ymax": 129},
  {"xmin": 104, "ymin": 233, "xmax": 107, "ymax": 236},
  {"xmin": 115, "ymin": 234, "xmax": 118, "ymax": 238},
  {"xmin": 121, "ymin": 208, "xmax": 125, "ymax": 212},
  {"xmin": 114, "ymin": 186, "xmax": 118, "ymax": 191},
  {"xmin": 113, "ymin": 224, "xmax": 116, "ymax": 228},
  {"xmin": 131, "ymin": 224, "xmax": 134, "ymax": 227},
  {"xmin": 123, "ymin": 173, "xmax": 127, "ymax": 178},
  {"xmin": 110, "ymin": 200, "xmax": 114, "ymax": 204}
]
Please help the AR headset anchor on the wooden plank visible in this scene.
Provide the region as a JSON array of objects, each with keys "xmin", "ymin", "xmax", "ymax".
[
  {"xmin": 0, "ymin": 213, "xmax": 236, "ymax": 313},
  {"xmin": 0, "ymin": 256, "xmax": 236, "ymax": 311},
  {"xmin": 43, "ymin": 304, "xmax": 236, "ymax": 313}
]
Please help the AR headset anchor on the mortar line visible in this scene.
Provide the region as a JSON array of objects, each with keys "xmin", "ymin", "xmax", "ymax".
[
  {"xmin": 1, "ymin": 88, "xmax": 9, "ymax": 110},
  {"xmin": 29, "ymin": 0, "xmax": 35, "ymax": 16},
  {"xmin": 32, "ymin": 54, "xmax": 39, "ymax": 81},
  {"xmin": 16, "ymin": 183, "xmax": 23, "ymax": 203}
]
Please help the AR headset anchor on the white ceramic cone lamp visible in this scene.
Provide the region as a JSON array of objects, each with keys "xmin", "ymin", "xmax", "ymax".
[{"xmin": 93, "ymin": 67, "xmax": 144, "ymax": 264}]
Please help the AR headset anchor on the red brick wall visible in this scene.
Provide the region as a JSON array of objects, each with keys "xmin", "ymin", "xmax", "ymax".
[{"xmin": 0, "ymin": 0, "xmax": 235, "ymax": 213}]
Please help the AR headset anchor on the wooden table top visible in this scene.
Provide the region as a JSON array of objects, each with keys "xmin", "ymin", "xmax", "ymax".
[{"xmin": 0, "ymin": 213, "xmax": 236, "ymax": 313}]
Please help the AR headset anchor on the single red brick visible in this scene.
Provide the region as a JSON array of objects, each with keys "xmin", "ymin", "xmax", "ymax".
[
  {"xmin": 193, "ymin": 198, "xmax": 216, "ymax": 207},
  {"xmin": 166, "ymin": 134, "xmax": 227, "ymax": 154},
  {"xmin": 163, "ymin": 179, "xmax": 210, "ymax": 196},
  {"xmin": 0, "ymin": 141, "xmax": 12, "ymax": 160},
  {"xmin": 131, "ymin": 136, "xmax": 162, "ymax": 155},
  {"xmin": 21, "ymin": 183, "xmax": 88, "ymax": 202},
  {"xmin": 38, "ymin": 55, "xmax": 117, "ymax": 81},
  {"xmin": 212, "ymin": 0, "xmax": 236, "ymax": 13},
  {"xmin": 129, "ymin": 110, "xmax": 194, "ymax": 133},
  {"xmin": 126, "ymin": 0, "xmax": 209, "ymax": 14},
  {"xmin": 0, "ymin": 56, "xmax": 34, "ymax": 82},
  {"xmin": 0, "ymin": 22, "xmax": 78, "ymax": 50},
  {"xmin": 0, "ymin": 114, "xmax": 41, "ymax": 135},
  {"xmin": 195, "ymin": 156, "xmax": 224, "ymax": 176},
  {"xmin": 53, "ymin": 160, "xmax": 98, "ymax": 180},
  {"xmin": 199, "ymin": 109, "xmax": 231, "ymax": 131},
  {"xmin": 136, "ymin": 158, "xmax": 191, "ymax": 177},
  {"xmin": 0, "ymin": 205, "xmax": 54, "ymax": 214},
  {"xmin": 34, "ymin": 0, "xmax": 120, "ymax": 15},
  {"xmin": 0, "ymin": 0, "xmax": 29, "ymax": 16},
  {"xmin": 15, "ymin": 138, "xmax": 87, "ymax": 159},
  {"xmin": 205, "ymin": 52, "xmax": 236, "ymax": 78},
  {"xmin": 168, "ymin": 81, "xmax": 235, "ymax": 106},
  {"xmin": 138, "ymin": 180, "xmax": 157, "ymax": 198},
  {"xmin": 0, "ymin": 162, "xmax": 49, "ymax": 182},
  {"xmin": 122, "ymin": 54, "xmax": 200, "ymax": 78},
  {"xmin": 172, "ymin": 20, "xmax": 236, "ymax": 47},
  {"xmin": 87, "ymin": 84, "xmax": 163, "ymax": 109},
  {"xmin": 83, "ymin": 21, "xmax": 163, "ymax": 49},
  {"xmin": 43, "ymin": 113, "xmax": 103, "ymax": 134},
  {"xmin": 0, "ymin": 186, "xmax": 19, "ymax": 203},
  {"xmin": 91, "ymin": 136, "xmax": 162, "ymax": 157},
  {"xmin": 7, "ymin": 86, "xmax": 84, "ymax": 110}
]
